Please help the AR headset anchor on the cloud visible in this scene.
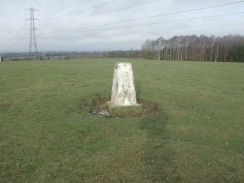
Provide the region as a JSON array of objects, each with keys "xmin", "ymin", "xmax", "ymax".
[{"xmin": 0, "ymin": 0, "xmax": 244, "ymax": 52}]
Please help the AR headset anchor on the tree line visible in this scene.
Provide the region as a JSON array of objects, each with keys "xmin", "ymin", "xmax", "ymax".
[
  {"xmin": 141, "ymin": 34, "xmax": 244, "ymax": 62},
  {"xmin": 2, "ymin": 34, "xmax": 243, "ymax": 62}
]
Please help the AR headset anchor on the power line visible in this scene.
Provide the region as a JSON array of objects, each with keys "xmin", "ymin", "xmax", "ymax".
[
  {"xmin": 39, "ymin": 0, "xmax": 93, "ymax": 16},
  {"xmin": 1, "ymin": 15, "xmax": 25, "ymax": 40},
  {"xmin": 40, "ymin": 0, "xmax": 244, "ymax": 25},
  {"xmin": 0, "ymin": 15, "xmax": 23, "ymax": 20},
  {"xmin": 5, "ymin": 34, "xmax": 26, "ymax": 51},
  {"xmin": 4, "ymin": 1, "xmax": 244, "ymax": 51},
  {"xmin": 41, "ymin": 0, "xmax": 119, "ymax": 22},
  {"xmin": 40, "ymin": 0, "xmax": 244, "ymax": 32},
  {"xmin": 39, "ymin": 0, "xmax": 66, "ymax": 10},
  {"xmin": 1, "ymin": 25, "xmax": 26, "ymax": 48},
  {"xmin": 0, "ymin": 1, "xmax": 64, "ymax": 20},
  {"xmin": 40, "ymin": 12, "xmax": 244, "ymax": 35}
]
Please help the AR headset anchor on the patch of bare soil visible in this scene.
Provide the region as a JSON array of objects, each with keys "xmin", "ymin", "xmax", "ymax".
[{"xmin": 80, "ymin": 94, "xmax": 162, "ymax": 118}]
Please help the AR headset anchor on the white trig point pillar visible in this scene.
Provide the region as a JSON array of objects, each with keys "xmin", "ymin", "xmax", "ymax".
[{"xmin": 107, "ymin": 62, "xmax": 139, "ymax": 109}]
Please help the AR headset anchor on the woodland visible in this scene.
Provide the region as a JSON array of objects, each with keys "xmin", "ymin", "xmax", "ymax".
[{"xmin": 141, "ymin": 34, "xmax": 244, "ymax": 62}]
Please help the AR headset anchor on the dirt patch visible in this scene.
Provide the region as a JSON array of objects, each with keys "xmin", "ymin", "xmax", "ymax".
[
  {"xmin": 91, "ymin": 94, "xmax": 108, "ymax": 113},
  {"xmin": 138, "ymin": 99, "xmax": 161, "ymax": 115},
  {"xmin": 80, "ymin": 94, "xmax": 162, "ymax": 118}
]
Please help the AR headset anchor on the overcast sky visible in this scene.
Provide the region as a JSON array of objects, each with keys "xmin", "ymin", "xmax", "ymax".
[{"xmin": 0, "ymin": 0, "xmax": 243, "ymax": 52}]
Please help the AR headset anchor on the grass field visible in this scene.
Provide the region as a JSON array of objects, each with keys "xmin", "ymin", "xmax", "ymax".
[{"xmin": 0, "ymin": 58, "xmax": 244, "ymax": 182}]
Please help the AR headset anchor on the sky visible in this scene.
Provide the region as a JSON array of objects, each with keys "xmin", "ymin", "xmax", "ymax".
[{"xmin": 0, "ymin": 0, "xmax": 244, "ymax": 52}]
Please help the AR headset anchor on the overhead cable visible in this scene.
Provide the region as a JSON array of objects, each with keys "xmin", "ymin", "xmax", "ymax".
[
  {"xmin": 1, "ymin": 25, "xmax": 26, "ymax": 48},
  {"xmin": 40, "ymin": 0, "xmax": 93, "ymax": 15},
  {"xmin": 1, "ymin": 15, "xmax": 25, "ymax": 40},
  {"xmin": 41, "ymin": 12, "xmax": 244, "ymax": 35},
  {"xmin": 40, "ymin": 0, "xmax": 244, "ymax": 25},
  {"xmin": 39, "ymin": 0, "xmax": 66, "ymax": 10},
  {"xmin": 5, "ymin": 34, "xmax": 26, "ymax": 51},
  {"xmin": 40, "ymin": 0, "xmax": 129, "ymax": 22}
]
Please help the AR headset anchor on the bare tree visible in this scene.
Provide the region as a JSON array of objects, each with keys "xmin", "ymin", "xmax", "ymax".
[{"xmin": 141, "ymin": 34, "xmax": 244, "ymax": 62}]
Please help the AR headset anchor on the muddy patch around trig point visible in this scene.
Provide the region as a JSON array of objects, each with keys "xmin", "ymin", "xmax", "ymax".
[{"xmin": 80, "ymin": 94, "xmax": 162, "ymax": 118}]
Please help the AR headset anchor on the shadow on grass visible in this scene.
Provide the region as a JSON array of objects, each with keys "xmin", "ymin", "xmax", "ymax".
[
  {"xmin": 135, "ymin": 81, "xmax": 141, "ymax": 101},
  {"xmin": 140, "ymin": 112, "xmax": 169, "ymax": 139},
  {"xmin": 140, "ymin": 112, "xmax": 181, "ymax": 182}
]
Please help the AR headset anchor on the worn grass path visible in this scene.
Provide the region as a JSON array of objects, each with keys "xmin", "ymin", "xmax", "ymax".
[{"xmin": 0, "ymin": 59, "xmax": 244, "ymax": 182}]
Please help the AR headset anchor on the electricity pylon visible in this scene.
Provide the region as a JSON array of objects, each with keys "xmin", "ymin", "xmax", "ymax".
[{"xmin": 25, "ymin": 7, "xmax": 39, "ymax": 58}]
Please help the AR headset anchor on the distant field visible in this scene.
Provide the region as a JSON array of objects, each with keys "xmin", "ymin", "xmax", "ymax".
[{"xmin": 0, "ymin": 58, "xmax": 244, "ymax": 182}]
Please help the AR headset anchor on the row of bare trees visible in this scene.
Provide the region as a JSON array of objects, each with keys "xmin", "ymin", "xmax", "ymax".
[{"xmin": 141, "ymin": 35, "xmax": 244, "ymax": 62}]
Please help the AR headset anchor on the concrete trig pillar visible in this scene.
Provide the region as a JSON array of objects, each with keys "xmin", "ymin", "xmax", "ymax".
[{"xmin": 107, "ymin": 62, "xmax": 139, "ymax": 108}]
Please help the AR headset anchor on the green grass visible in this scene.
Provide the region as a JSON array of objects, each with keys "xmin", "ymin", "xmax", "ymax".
[
  {"xmin": 107, "ymin": 103, "xmax": 144, "ymax": 117},
  {"xmin": 0, "ymin": 58, "xmax": 244, "ymax": 182}
]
